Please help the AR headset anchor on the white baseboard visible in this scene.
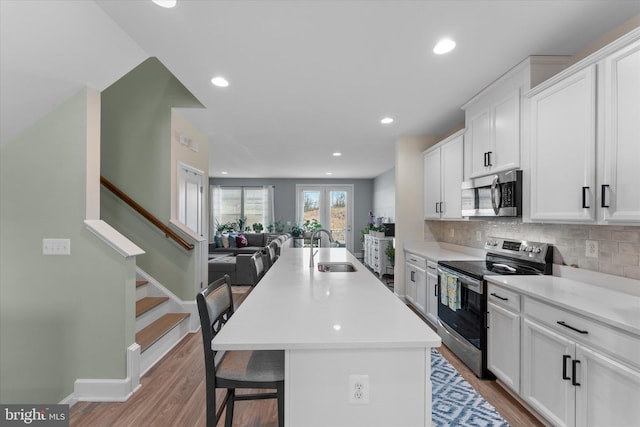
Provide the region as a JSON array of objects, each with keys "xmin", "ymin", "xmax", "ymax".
[{"xmin": 71, "ymin": 344, "xmax": 141, "ymax": 402}]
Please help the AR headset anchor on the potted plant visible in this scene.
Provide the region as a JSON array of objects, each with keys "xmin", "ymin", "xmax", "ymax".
[
  {"xmin": 252, "ymin": 223, "xmax": 264, "ymax": 233},
  {"xmin": 385, "ymin": 244, "xmax": 395, "ymax": 265},
  {"xmin": 290, "ymin": 224, "xmax": 304, "ymax": 238}
]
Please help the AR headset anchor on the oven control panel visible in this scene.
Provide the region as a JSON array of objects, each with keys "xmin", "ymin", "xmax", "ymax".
[{"xmin": 485, "ymin": 237, "xmax": 550, "ymax": 262}]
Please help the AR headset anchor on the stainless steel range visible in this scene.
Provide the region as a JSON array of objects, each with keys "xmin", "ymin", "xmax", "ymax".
[{"xmin": 437, "ymin": 237, "xmax": 553, "ymax": 378}]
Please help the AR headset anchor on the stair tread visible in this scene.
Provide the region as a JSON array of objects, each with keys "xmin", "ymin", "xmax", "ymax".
[
  {"xmin": 136, "ymin": 313, "xmax": 190, "ymax": 353},
  {"xmin": 136, "ymin": 296, "xmax": 169, "ymax": 317},
  {"xmin": 136, "ymin": 280, "xmax": 148, "ymax": 288}
]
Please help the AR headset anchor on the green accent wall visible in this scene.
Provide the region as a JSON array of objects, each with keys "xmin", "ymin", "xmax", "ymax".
[
  {"xmin": 101, "ymin": 58, "xmax": 204, "ymax": 300},
  {"xmin": 0, "ymin": 88, "xmax": 135, "ymax": 404}
]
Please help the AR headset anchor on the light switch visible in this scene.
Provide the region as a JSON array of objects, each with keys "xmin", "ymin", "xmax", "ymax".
[{"xmin": 43, "ymin": 238, "xmax": 71, "ymax": 255}]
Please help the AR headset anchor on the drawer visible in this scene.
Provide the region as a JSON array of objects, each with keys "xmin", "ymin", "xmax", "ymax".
[
  {"xmin": 524, "ymin": 297, "xmax": 640, "ymax": 369},
  {"xmin": 405, "ymin": 252, "xmax": 426, "ymax": 267},
  {"xmin": 487, "ymin": 283, "xmax": 521, "ymax": 313}
]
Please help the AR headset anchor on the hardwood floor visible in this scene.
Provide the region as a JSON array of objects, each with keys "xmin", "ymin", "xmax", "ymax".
[{"xmin": 70, "ymin": 287, "xmax": 542, "ymax": 427}]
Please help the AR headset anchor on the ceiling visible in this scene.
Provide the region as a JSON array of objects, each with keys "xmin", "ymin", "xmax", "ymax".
[{"xmin": 2, "ymin": 1, "xmax": 639, "ymax": 179}]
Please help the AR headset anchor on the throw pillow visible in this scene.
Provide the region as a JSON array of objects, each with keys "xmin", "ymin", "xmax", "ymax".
[
  {"xmin": 228, "ymin": 233, "xmax": 238, "ymax": 248},
  {"xmin": 214, "ymin": 235, "xmax": 223, "ymax": 248},
  {"xmin": 221, "ymin": 234, "xmax": 230, "ymax": 248},
  {"xmin": 236, "ymin": 234, "xmax": 248, "ymax": 248}
]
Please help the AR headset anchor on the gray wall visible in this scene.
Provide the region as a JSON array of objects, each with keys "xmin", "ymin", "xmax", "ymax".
[
  {"xmin": 210, "ymin": 177, "xmax": 374, "ymax": 254},
  {"xmin": 0, "ymin": 89, "xmax": 134, "ymax": 404}
]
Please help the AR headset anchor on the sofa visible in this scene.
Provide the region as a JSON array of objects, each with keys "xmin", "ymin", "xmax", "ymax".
[
  {"xmin": 209, "ymin": 232, "xmax": 289, "ymax": 255},
  {"xmin": 208, "ymin": 234, "xmax": 291, "ymax": 285}
]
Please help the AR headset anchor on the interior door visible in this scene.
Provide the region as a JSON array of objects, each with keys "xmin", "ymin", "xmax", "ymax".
[
  {"xmin": 178, "ymin": 163, "xmax": 203, "ymax": 235},
  {"xmin": 296, "ymin": 185, "xmax": 353, "ymax": 252}
]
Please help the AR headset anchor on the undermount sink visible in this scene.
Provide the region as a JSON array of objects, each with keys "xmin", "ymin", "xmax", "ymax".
[{"xmin": 317, "ymin": 262, "xmax": 357, "ymax": 272}]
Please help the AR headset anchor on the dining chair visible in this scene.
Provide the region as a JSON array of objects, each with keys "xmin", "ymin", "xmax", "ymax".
[
  {"xmin": 249, "ymin": 251, "xmax": 266, "ymax": 285},
  {"xmin": 197, "ymin": 275, "xmax": 284, "ymax": 427},
  {"xmin": 263, "ymin": 241, "xmax": 279, "ymax": 272}
]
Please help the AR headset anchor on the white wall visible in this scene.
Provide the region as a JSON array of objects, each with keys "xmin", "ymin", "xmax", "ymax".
[
  {"xmin": 394, "ymin": 135, "xmax": 439, "ymax": 296},
  {"xmin": 373, "ymin": 167, "xmax": 395, "ymax": 222}
]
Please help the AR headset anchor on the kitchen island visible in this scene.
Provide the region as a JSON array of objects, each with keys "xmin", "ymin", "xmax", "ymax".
[{"xmin": 212, "ymin": 248, "xmax": 441, "ymax": 427}]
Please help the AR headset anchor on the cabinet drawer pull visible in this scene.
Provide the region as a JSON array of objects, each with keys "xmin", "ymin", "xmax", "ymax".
[
  {"xmin": 601, "ymin": 184, "xmax": 610, "ymax": 208},
  {"xmin": 557, "ymin": 321, "xmax": 589, "ymax": 334},
  {"xmin": 572, "ymin": 360, "xmax": 581, "ymax": 386},
  {"xmin": 562, "ymin": 355, "xmax": 571, "ymax": 380},
  {"xmin": 582, "ymin": 186, "xmax": 590, "ymax": 209},
  {"xmin": 490, "ymin": 292, "xmax": 508, "ymax": 301}
]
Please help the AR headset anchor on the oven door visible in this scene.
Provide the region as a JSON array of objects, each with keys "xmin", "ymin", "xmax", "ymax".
[{"xmin": 437, "ymin": 266, "xmax": 484, "ymax": 349}]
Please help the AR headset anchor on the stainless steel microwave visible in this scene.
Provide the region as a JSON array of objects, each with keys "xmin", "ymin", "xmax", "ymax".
[{"xmin": 461, "ymin": 170, "xmax": 522, "ymax": 217}]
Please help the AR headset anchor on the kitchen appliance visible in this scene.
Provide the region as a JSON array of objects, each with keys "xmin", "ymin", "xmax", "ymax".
[
  {"xmin": 437, "ymin": 237, "xmax": 552, "ymax": 377},
  {"xmin": 461, "ymin": 169, "xmax": 522, "ymax": 217}
]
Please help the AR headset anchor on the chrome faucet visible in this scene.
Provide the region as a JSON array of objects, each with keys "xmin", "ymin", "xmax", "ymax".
[{"xmin": 309, "ymin": 228, "xmax": 333, "ymax": 268}]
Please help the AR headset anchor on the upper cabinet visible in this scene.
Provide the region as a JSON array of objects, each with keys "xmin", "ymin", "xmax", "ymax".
[
  {"xmin": 424, "ymin": 130, "xmax": 464, "ymax": 220},
  {"xmin": 526, "ymin": 30, "xmax": 640, "ymax": 224},
  {"xmin": 463, "ymin": 57, "xmax": 570, "ymax": 179}
]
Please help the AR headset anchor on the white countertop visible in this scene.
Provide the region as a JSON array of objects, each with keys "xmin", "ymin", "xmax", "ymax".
[
  {"xmin": 212, "ymin": 248, "xmax": 441, "ymax": 351},
  {"xmin": 403, "ymin": 241, "xmax": 485, "ymax": 262},
  {"xmin": 486, "ymin": 275, "xmax": 640, "ymax": 336}
]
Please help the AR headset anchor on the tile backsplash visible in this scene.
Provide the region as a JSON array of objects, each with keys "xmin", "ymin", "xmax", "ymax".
[{"xmin": 425, "ymin": 220, "xmax": 640, "ymax": 281}]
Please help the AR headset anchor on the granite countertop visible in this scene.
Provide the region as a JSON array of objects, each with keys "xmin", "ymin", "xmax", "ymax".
[
  {"xmin": 487, "ymin": 274, "xmax": 640, "ymax": 336},
  {"xmin": 212, "ymin": 248, "xmax": 442, "ymax": 351}
]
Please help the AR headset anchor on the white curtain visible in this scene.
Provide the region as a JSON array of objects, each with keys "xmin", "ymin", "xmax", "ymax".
[{"xmin": 263, "ymin": 185, "xmax": 275, "ymax": 230}]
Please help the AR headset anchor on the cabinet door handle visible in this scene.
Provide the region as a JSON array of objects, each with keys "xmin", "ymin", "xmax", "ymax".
[
  {"xmin": 490, "ymin": 292, "xmax": 508, "ymax": 301},
  {"xmin": 486, "ymin": 151, "xmax": 492, "ymax": 167},
  {"xmin": 439, "ymin": 202, "xmax": 445, "ymax": 213},
  {"xmin": 483, "ymin": 152, "xmax": 488, "ymax": 167},
  {"xmin": 582, "ymin": 186, "xmax": 590, "ymax": 208},
  {"xmin": 435, "ymin": 202, "xmax": 440, "ymax": 213},
  {"xmin": 557, "ymin": 321, "xmax": 589, "ymax": 334},
  {"xmin": 562, "ymin": 355, "xmax": 571, "ymax": 380},
  {"xmin": 572, "ymin": 360, "xmax": 581, "ymax": 386},
  {"xmin": 410, "ymin": 271, "xmax": 415, "ymax": 282},
  {"xmin": 601, "ymin": 184, "xmax": 610, "ymax": 208},
  {"xmin": 434, "ymin": 283, "xmax": 438, "ymax": 296}
]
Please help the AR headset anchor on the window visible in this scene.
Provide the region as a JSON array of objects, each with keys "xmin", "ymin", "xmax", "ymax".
[{"xmin": 211, "ymin": 186, "xmax": 274, "ymax": 236}]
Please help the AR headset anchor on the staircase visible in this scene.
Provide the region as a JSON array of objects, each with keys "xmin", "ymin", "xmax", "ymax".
[{"xmin": 135, "ymin": 273, "xmax": 192, "ymax": 375}]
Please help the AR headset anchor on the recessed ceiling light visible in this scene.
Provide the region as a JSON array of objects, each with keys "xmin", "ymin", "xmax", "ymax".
[
  {"xmin": 433, "ymin": 38, "xmax": 456, "ymax": 55},
  {"xmin": 380, "ymin": 117, "xmax": 394, "ymax": 125},
  {"xmin": 152, "ymin": 0, "xmax": 177, "ymax": 8},
  {"xmin": 211, "ymin": 76, "xmax": 229, "ymax": 88},
  {"xmin": 221, "ymin": 171, "xmax": 228, "ymax": 175},
  {"xmin": 332, "ymin": 152, "xmax": 342, "ymax": 157},
  {"xmin": 325, "ymin": 172, "xmax": 333, "ymax": 176}
]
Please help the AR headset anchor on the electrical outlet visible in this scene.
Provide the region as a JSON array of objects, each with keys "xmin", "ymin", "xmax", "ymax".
[
  {"xmin": 43, "ymin": 238, "xmax": 71, "ymax": 255},
  {"xmin": 586, "ymin": 240, "xmax": 598, "ymax": 258},
  {"xmin": 476, "ymin": 231, "xmax": 482, "ymax": 242},
  {"xmin": 349, "ymin": 374, "xmax": 369, "ymax": 404}
]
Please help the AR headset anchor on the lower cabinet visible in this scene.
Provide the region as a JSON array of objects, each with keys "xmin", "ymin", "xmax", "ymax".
[
  {"xmin": 425, "ymin": 261, "xmax": 439, "ymax": 326},
  {"xmin": 522, "ymin": 316, "xmax": 640, "ymax": 427},
  {"xmin": 487, "ymin": 301, "xmax": 521, "ymax": 392},
  {"xmin": 404, "ymin": 252, "xmax": 426, "ymax": 312},
  {"xmin": 486, "ymin": 281, "xmax": 640, "ymax": 426}
]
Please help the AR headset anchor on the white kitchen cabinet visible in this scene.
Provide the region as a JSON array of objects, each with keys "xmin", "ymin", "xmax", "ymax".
[
  {"xmin": 528, "ymin": 65, "xmax": 597, "ymax": 223},
  {"xmin": 467, "ymin": 89, "xmax": 520, "ymax": 178},
  {"xmin": 423, "ymin": 131, "xmax": 464, "ymax": 220},
  {"xmin": 463, "ymin": 56, "xmax": 569, "ymax": 180},
  {"xmin": 425, "ymin": 261, "xmax": 439, "ymax": 326},
  {"xmin": 522, "ymin": 318, "xmax": 576, "ymax": 427},
  {"xmin": 487, "ymin": 284, "xmax": 522, "ymax": 393},
  {"xmin": 404, "ymin": 252, "xmax": 426, "ymax": 311},
  {"xmin": 526, "ymin": 31, "xmax": 640, "ymax": 224},
  {"xmin": 522, "ymin": 297, "xmax": 640, "ymax": 427},
  {"xmin": 598, "ymin": 38, "xmax": 640, "ymax": 224}
]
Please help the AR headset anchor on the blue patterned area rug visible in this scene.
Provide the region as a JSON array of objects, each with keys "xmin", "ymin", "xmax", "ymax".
[{"xmin": 431, "ymin": 349, "xmax": 509, "ymax": 426}]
